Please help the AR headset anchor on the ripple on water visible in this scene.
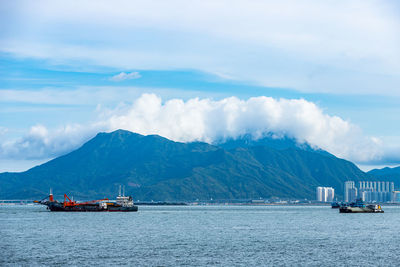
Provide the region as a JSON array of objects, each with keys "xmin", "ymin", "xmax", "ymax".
[{"xmin": 1, "ymin": 205, "xmax": 400, "ymax": 266}]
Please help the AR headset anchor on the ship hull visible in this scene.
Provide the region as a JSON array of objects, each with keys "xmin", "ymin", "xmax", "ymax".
[
  {"xmin": 46, "ymin": 202, "xmax": 138, "ymax": 212},
  {"xmin": 108, "ymin": 206, "xmax": 138, "ymax": 212},
  {"xmin": 47, "ymin": 206, "xmax": 138, "ymax": 212},
  {"xmin": 339, "ymin": 207, "xmax": 384, "ymax": 213}
]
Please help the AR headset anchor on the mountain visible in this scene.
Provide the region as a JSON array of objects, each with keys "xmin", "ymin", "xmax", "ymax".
[
  {"xmin": 368, "ymin": 166, "xmax": 400, "ymax": 181},
  {"xmin": 218, "ymin": 134, "xmax": 334, "ymax": 157},
  {"xmin": 0, "ymin": 130, "xmax": 370, "ymax": 201}
]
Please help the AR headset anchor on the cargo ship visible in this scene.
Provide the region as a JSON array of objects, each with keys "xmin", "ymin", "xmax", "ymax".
[
  {"xmin": 34, "ymin": 187, "xmax": 138, "ymax": 212},
  {"xmin": 339, "ymin": 199, "xmax": 383, "ymax": 213}
]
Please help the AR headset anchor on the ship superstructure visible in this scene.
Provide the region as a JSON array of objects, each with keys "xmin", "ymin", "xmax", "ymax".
[{"xmin": 105, "ymin": 185, "xmax": 138, "ymax": 211}]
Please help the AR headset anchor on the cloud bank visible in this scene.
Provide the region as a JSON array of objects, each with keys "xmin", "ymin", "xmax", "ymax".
[
  {"xmin": 0, "ymin": 124, "xmax": 103, "ymax": 160},
  {"xmin": 2, "ymin": 0, "xmax": 400, "ymax": 95},
  {"xmin": 0, "ymin": 94, "xmax": 385, "ymax": 164}
]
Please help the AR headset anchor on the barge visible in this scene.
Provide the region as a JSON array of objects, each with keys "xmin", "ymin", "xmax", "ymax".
[{"xmin": 339, "ymin": 199, "xmax": 383, "ymax": 213}]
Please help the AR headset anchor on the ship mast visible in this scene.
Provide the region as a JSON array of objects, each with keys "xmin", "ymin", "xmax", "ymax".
[{"xmin": 49, "ymin": 188, "xmax": 54, "ymax": 202}]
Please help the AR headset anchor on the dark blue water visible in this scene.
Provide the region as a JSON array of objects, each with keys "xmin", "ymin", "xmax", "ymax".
[{"xmin": 1, "ymin": 205, "xmax": 399, "ymax": 266}]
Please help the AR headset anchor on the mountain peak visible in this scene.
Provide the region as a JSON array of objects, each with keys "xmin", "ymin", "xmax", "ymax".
[{"xmin": 96, "ymin": 129, "xmax": 142, "ymax": 138}]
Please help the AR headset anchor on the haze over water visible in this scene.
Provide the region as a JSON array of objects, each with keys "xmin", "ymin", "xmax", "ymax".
[{"xmin": 1, "ymin": 205, "xmax": 398, "ymax": 266}]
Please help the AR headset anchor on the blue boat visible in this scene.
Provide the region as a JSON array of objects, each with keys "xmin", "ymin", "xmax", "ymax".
[{"xmin": 331, "ymin": 201, "xmax": 340, "ymax": 208}]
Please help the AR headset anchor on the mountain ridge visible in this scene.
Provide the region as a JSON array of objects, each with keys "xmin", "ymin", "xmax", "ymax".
[
  {"xmin": 368, "ymin": 166, "xmax": 400, "ymax": 181},
  {"xmin": 0, "ymin": 129, "xmax": 373, "ymax": 200}
]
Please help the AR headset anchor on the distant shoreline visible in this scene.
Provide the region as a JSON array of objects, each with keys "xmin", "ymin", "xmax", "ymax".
[{"xmin": 3, "ymin": 202, "xmax": 400, "ymax": 206}]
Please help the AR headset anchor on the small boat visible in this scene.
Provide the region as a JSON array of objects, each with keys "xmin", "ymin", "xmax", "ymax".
[
  {"xmin": 339, "ymin": 199, "xmax": 383, "ymax": 213},
  {"xmin": 331, "ymin": 201, "xmax": 340, "ymax": 208}
]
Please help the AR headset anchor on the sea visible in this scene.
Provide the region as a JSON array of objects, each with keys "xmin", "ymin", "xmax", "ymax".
[{"xmin": 1, "ymin": 204, "xmax": 399, "ymax": 266}]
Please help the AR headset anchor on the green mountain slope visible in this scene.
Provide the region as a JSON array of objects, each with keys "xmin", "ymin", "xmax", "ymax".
[
  {"xmin": 0, "ymin": 130, "xmax": 369, "ymax": 200},
  {"xmin": 368, "ymin": 166, "xmax": 400, "ymax": 181}
]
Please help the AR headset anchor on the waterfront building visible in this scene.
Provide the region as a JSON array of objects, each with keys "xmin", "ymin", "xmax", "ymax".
[
  {"xmin": 392, "ymin": 191, "xmax": 400, "ymax": 203},
  {"xmin": 345, "ymin": 180, "xmax": 395, "ymax": 202},
  {"xmin": 316, "ymin": 187, "xmax": 322, "ymax": 202},
  {"xmin": 344, "ymin": 181, "xmax": 357, "ymax": 202},
  {"xmin": 327, "ymin": 188, "xmax": 334, "ymax": 202},
  {"xmin": 316, "ymin": 187, "xmax": 335, "ymax": 202}
]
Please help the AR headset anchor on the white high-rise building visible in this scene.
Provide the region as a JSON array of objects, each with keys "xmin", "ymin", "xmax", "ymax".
[
  {"xmin": 327, "ymin": 188, "xmax": 334, "ymax": 202},
  {"xmin": 344, "ymin": 181, "xmax": 358, "ymax": 202},
  {"xmin": 316, "ymin": 187, "xmax": 323, "ymax": 202},
  {"xmin": 316, "ymin": 187, "xmax": 335, "ymax": 202}
]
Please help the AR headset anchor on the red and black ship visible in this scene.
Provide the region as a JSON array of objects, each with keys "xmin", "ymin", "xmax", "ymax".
[{"xmin": 34, "ymin": 188, "xmax": 138, "ymax": 212}]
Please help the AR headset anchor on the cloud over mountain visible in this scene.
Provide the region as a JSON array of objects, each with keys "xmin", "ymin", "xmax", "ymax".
[
  {"xmin": 106, "ymin": 94, "xmax": 382, "ymax": 162},
  {"xmin": 0, "ymin": 94, "xmax": 385, "ymax": 164}
]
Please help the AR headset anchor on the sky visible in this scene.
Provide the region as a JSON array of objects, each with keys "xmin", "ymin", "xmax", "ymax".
[{"xmin": 1, "ymin": 0, "xmax": 400, "ymax": 172}]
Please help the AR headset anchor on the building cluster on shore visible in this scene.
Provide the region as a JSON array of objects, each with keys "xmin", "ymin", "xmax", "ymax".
[
  {"xmin": 316, "ymin": 180, "xmax": 400, "ymax": 203},
  {"xmin": 344, "ymin": 181, "xmax": 397, "ymax": 203}
]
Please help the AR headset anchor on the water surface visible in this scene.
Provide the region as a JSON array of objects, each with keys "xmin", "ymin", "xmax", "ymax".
[{"xmin": 1, "ymin": 205, "xmax": 398, "ymax": 266}]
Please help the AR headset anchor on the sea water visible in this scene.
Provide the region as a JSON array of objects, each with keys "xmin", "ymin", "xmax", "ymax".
[{"xmin": 1, "ymin": 205, "xmax": 399, "ymax": 266}]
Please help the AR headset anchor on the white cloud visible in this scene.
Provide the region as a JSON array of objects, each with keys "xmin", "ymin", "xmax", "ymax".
[
  {"xmin": 0, "ymin": 94, "xmax": 387, "ymax": 164},
  {"xmin": 110, "ymin": 72, "xmax": 141, "ymax": 82},
  {"xmin": 0, "ymin": 86, "xmax": 225, "ymax": 106},
  {"xmin": 2, "ymin": 0, "xmax": 400, "ymax": 95},
  {"xmin": 0, "ymin": 127, "xmax": 8, "ymax": 135},
  {"xmin": 106, "ymin": 94, "xmax": 383, "ymax": 163},
  {"xmin": 0, "ymin": 124, "xmax": 104, "ymax": 160}
]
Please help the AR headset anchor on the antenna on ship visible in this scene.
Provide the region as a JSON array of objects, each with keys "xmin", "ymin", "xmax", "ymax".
[
  {"xmin": 119, "ymin": 185, "xmax": 122, "ymax": 197},
  {"xmin": 123, "ymin": 185, "xmax": 125, "ymax": 197}
]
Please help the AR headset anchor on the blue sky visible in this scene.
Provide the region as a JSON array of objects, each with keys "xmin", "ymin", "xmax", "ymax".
[{"xmin": 1, "ymin": 0, "xmax": 400, "ymax": 172}]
